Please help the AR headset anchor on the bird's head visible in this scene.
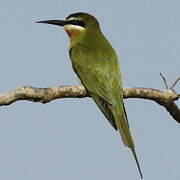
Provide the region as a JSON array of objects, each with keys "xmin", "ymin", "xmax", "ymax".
[{"xmin": 37, "ymin": 12, "xmax": 100, "ymax": 40}]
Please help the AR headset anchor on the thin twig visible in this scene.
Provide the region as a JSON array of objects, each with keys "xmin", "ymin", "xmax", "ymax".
[
  {"xmin": 160, "ymin": 73, "xmax": 168, "ymax": 89},
  {"xmin": 170, "ymin": 77, "xmax": 180, "ymax": 90}
]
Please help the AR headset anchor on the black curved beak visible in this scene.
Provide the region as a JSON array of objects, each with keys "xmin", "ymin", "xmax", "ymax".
[{"xmin": 36, "ymin": 20, "xmax": 66, "ymax": 26}]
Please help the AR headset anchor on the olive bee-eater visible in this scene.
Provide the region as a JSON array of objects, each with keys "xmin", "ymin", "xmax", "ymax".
[{"xmin": 37, "ymin": 12, "xmax": 143, "ymax": 178}]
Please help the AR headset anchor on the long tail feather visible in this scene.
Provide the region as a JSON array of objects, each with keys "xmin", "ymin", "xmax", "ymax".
[
  {"xmin": 131, "ymin": 148, "xmax": 143, "ymax": 178},
  {"xmin": 111, "ymin": 96, "xmax": 143, "ymax": 178}
]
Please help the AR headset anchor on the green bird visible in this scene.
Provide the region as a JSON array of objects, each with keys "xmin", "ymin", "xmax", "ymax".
[{"xmin": 37, "ymin": 12, "xmax": 143, "ymax": 178}]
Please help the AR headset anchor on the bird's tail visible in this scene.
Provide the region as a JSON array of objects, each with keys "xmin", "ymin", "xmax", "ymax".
[
  {"xmin": 131, "ymin": 147, "xmax": 143, "ymax": 178},
  {"xmin": 111, "ymin": 103, "xmax": 143, "ymax": 178}
]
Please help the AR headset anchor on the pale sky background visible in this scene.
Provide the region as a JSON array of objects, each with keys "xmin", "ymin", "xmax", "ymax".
[{"xmin": 0, "ymin": 0, "xmax": 180, "ymax": 180}]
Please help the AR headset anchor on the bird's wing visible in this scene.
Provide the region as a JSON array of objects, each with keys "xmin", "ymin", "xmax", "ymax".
[
  {"xmin": 70, "ymin": 45, "xmax": 119, "ymax": 129},
  {"xmin": 90, "ymin": 93, "xmax": 117, "ymax": 130},
  {"xmin": 70, "ymin": 44, "xmax": 133, "ymax": 143},
  {"xmin": 70, "ymin": 45, "xmax": 119, "ymax": 103},
  {"xmin": 72, "ymin": 58, "xmax": 118, "ymax": 130},
  {"xmin": 70, "ymin": 45, "xmax": 143, "ymax": 178}
]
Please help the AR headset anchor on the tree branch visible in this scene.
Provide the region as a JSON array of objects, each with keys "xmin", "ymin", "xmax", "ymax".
[{"xmin": 0, "ymin": 85, "xmax": 179, "ymax": 122}]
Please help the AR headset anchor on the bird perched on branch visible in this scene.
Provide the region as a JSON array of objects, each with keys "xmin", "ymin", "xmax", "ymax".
[{"xmin": 37, "ymin": 12, "xmax": 143, "ymax": 178}]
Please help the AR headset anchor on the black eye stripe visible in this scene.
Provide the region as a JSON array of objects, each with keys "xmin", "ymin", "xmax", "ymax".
[{"xmin": 65, "ymin": 20, "xmax": 85, "ymax": 27}]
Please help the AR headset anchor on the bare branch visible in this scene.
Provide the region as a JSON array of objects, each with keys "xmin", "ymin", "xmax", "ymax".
[
  {"xmin": 159, "ymin": 73, "xmax": 180, "ymax": 90},
  {"xmin": 0, "ymin": 85, "xmax": 87, "ymax": 105},
  {"xmin": 170, "ymin": 77, "xmax": 180, "ymax": 90},
  {"xmin": 0, "ymin": 85, "xmax": 179, "ymax": 122},
  {"xmin": 160, "ymin": 73, "xmax": 168, "ymax": 89}
]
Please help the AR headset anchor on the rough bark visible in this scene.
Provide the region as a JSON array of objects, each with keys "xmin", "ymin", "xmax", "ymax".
[{"xmin": 0, "ymin": 85, "xmax": 179, "ymax": 122}]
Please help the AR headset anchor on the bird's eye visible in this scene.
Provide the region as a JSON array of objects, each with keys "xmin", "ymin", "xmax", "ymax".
[{"xmin": 66, "ymin": 19, "xmax": 85, "ymax": 27}]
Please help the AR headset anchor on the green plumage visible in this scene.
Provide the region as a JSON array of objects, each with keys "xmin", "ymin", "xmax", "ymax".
[
  {"xmin": 68, "ymin": 13, "xmax": 143, "ymax": 178},
  {"xmin": 37, "ymin": 12, "xmax": 143, "ymax": 178}
]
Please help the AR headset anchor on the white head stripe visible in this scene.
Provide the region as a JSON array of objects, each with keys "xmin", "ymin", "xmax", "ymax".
[
  {"xmin": 64, "ymin": 24, "xmax": 85, "ymax": 31},
  {"xmin": 66, "ymin": 17, "xmax": 77, "ymax": 21}
]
